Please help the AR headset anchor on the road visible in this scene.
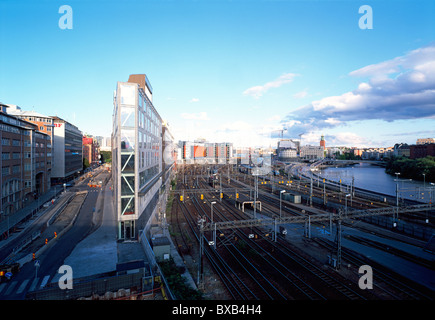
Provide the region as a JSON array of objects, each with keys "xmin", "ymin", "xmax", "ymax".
[{"xmin": 0, "ymin": 168, "xmax": 110, "ymax": 300}]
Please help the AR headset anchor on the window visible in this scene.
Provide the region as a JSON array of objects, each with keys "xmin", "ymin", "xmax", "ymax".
[
  {"xmin": 2, "ymin": 153, "xmax": 10, "ymax": 160},
  {"xmin": 120, "ymin": 84, "xmax": 136, "ymax": 105},
  {"xmin": 121, "ymin": 107, "xmax": 135, "ymax": 127},
  {"xmin": 2, "ymin": 138, "xmax": 10, "ymax": 146},
  {"xmin": 2, "ymin": 167, "xmax": 10, "ymax": 176}
]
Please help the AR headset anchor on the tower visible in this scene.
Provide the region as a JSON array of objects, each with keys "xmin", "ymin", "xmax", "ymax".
[{"xmin": 320, "ymin": 134, "xmax": 326, "ymax": 149}]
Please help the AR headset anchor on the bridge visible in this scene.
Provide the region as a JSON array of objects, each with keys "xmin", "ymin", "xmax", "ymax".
[
  {"xmin": 199, "ymin": 203, "xmax": 433, "ymax": 269},
  {"xmin": 310, "ymin": 158, "xmax": 385, "ymax": 169}
]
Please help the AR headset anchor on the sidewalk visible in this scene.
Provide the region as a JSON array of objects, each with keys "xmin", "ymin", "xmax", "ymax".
[
  {"xmin": 0, "ymin": 187, "xmax": 62, "ymax": 238},
  {"xmin": 51, "ymin": 182, "xmax": 118, "ymax": 282}
]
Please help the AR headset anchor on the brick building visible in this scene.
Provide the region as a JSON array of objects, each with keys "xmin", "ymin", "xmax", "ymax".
[
  {"xmin": 0, "ymin": 109, "xmax": 52, "ymax": 216},
  {"xmin": 83, "ymin": 136, "xmax": 99, "ymax": 167},
  {"xmin": 410, "ymin": 143, "xmax": 435, "ymax": 159}
]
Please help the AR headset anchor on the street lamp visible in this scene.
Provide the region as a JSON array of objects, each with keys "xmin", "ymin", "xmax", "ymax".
[
  {"xmin": 210, "ymin": 201, "xmax": 216, "ymax": 224},
  {"xmin": 423, "ymin": 173, "xmax": 426, "ymax": 189},
  {"xmin": 345, "ymin": 194, "xmax": 351, "ymax": 215},
  {"xmin": 395, "ymin": 172, "xmax": 401, "ymax": 208},
  {"xmin": 280, "ymin": 190, "xmax": 286, "ymax": 218}
]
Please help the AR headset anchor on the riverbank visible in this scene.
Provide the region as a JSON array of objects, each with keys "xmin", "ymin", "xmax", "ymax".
[
  {"xmin": 385, "ymin": 156, "xmax": 435, "ymax": 183},
  {"xmin": 314, "ymin": 162, "xmax": 433, "ymax": 203}
]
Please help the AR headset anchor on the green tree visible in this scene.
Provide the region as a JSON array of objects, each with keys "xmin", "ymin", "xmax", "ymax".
[
  {"xmin": 386, "ymin": 156, "xmax": 435, "ymax": 182},
  {"xmin": 83, "ymin": 157, "xmax": 90, "ymax": 170},
  {"xmin": 100, "ymin": 151, "xmax": 112, "ymax": 163}
]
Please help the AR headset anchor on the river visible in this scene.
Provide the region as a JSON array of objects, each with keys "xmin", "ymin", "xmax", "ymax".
[{"xmin": 316, "ymin": 162, "xmax": 434, "ymax": 203}]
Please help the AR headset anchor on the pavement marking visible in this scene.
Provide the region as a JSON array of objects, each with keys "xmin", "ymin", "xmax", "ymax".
[
  {"xmin": 28, "ymin": 277, "xmax": 39, "ymax": 292},
  {"xmin": 4, "ymin": 281, "xmax": 17, "ymax": 295},
  {"xmin": 0, "ymin": 283, "xmax": 7, "ymax": 294},
  {"xmin": 40, "ymin": 275, "xmax": 50, "ymax": 288},
  {"xmin": 16, "ymin": 279, "xmax": 29, "ymax": 294}
]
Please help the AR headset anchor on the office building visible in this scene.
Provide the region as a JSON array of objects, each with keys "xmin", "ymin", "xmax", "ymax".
[
  {"xmin": 300, "ymin": 145, "xmax": 325, "ymax": 160},
  {"xmin": 4, "ymin": 105, "xmax": 54, "ymax": 144},
  {"xmin": 0, "ymin": 109, "xmax": 52, "ymax": 216},
  {"xmin": 178, "ymin": 140, "xmax": 233, "ymax": 164},
  {"xmin": 51, "ymin": 116, "xmax": 83, "ymax": 183},
  {"xmin": 112, "ymin": 74, "xmax": 163, "ymax": 240}
]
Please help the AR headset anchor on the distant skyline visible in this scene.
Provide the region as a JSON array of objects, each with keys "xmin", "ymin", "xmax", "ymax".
[{"xmin": 0, "ymin": 0, "xmax": 434, "ymax": 148}]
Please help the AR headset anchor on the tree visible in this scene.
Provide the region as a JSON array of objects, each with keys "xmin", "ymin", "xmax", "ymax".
[
  {"xmin": 100, "ymin": 151, "xmax": 112, "ymax": 163},
  {"xmin": 83, "ymin": 157, "xmax": 90, "ymax": 170}
]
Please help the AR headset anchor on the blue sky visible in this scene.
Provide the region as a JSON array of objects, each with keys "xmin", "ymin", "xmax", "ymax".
[{"xmin": 0, "ymin": 0, "xmax": 434, "ymax": 148}]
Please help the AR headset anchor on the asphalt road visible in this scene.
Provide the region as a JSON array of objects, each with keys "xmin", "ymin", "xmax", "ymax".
[{"xmin": 0, "ymin": 169, "xmax": 110, "ymax": 300}]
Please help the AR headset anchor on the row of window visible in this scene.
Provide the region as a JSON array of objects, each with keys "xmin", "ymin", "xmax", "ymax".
[
  {"xmin": 25, "ymin": 116, "xmax": 52, "ymax": 123},
  {"xmin": 2, "ymin": 138, "xmax": 22, "ymax": 146},
  {"xmin": 2, "ymin": 152, "xmax": 51, "ymax": 160},
  {"xmin": 2, "ymin": 165, "xmax": 20, "ymax": 175},
  {"xmin": 1, "ymin": 179, "xmax": 20, "ymax": 197},
  {"xmin": 1, "ymin": 162, "xmax": 49, "ymax": 175},
  {"xmin": 1, "ymin": 138, "xmax": 51, "ymax": 148},
  {"xmin": 2, "ymin": 152, "xmax": 21, "ymax": 160}
]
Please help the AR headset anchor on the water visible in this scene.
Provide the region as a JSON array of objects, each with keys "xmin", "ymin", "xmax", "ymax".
[{"xmin": 317, "ymin": 162, "xmax": 434, "ymax": 203}]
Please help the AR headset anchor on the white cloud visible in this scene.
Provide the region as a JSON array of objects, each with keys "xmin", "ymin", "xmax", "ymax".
[
  {"xmin": 180, "ymin": 112, "xmax": 209, "ymax": 120},
  {"xmin": 189, "ymin": 98, "xmax": 199, "ymax": 103},
  {"xmin": 267, "ymin": 115, "xmax": 281, "ymax": 122},
  {"xmin": 327, "ymin": 132, "xmax": 372, "ymax": 147},
  {"xmin": 293, "ymin": 89, "xmax": 308, "ymax": 99},
  {"xmin": 243, "ymin": 73, "xmax": 299, "ymax": 99},
  {"xmin": 282, "ymin": 44, "xmax": 435, "ymax": 137}
]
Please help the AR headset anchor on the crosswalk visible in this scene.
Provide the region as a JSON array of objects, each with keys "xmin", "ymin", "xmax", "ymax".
[{"xmin": 0, "ymin": 275, "xmax": 53, "ymax": 298}]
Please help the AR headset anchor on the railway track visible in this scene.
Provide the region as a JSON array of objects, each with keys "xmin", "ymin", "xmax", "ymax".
[
  {"xmin": 313, "ymin": 237, "xmax": 434, "ymax": 300},
  {"xmin": 207, "ymin": 185, "xmax": 368, "ymax": 300},
  {"xmin": 176, "ymin": 181, "xmax": 288, "ymax": 299},
  {"xmin": 189, "ymin": 176, "xmax": 370, "ymax": 299},
  {"xmin": 173, "ymin": 165, "xmax": 434, "ymax": 300}
]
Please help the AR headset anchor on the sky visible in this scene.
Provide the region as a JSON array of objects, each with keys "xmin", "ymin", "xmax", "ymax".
[{"xmin": 0, "ymin": 0, "xmax": 434, "ymax": 149}]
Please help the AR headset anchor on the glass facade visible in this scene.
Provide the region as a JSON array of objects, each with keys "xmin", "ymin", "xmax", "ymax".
[
  {"xmin": 113, "ymin": 79, "xmax": 162, "ymax": 240},
  {"xmin": 64, "ymin": 129, "xmax": 83, "ymax": 176}
]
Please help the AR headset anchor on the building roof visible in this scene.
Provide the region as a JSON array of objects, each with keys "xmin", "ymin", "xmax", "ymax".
[
  {"xmin": 116, "ymin": 260, "xmax": 145, "ymax": 272},
  {"xmin": 151, "ymin": 236, "xmax": 171, "ymax": 246}
]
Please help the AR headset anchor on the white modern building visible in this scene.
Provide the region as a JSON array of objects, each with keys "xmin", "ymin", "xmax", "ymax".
[{"xmin": 112, "ymin": 74, "xmax": 164, "ymax": 240}]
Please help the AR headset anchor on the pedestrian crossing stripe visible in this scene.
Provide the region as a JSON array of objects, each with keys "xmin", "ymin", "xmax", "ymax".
[
  {"xmin": 29, "ymin": 277, "xmax": 39, "ymax": 292},
  {"xmin": 16, "ymin": 279, "xmax": 29, "ymax": 294},
  {"xmin": 4, "ymin": 281, "xmax": 17, "ymax": 295},
  {"xmin": 40, "ymin": 275, "xmax": 50, "ymax": 288},
  {"xmin": 0, "ymin": 275, "xmax": 51, "ymax": 297}
]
